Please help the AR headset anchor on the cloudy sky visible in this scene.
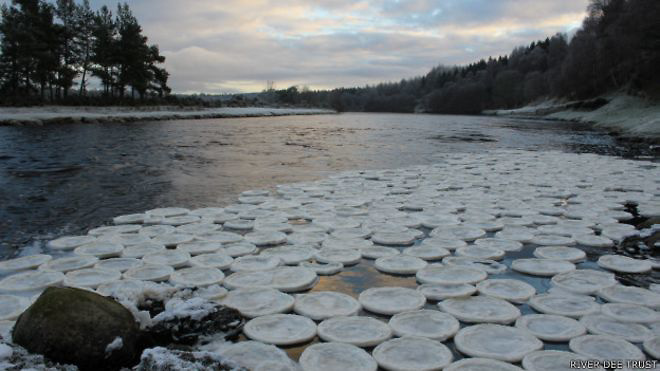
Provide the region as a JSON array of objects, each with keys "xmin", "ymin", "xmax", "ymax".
[{"xmin": 31, "ymin": 0, "xmax": 592, "ymax": 93}]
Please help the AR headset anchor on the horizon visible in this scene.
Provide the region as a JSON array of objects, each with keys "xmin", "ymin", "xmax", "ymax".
[{"xmin": 1, "ymin": 0, "xmax": 589, "ymax": 94}]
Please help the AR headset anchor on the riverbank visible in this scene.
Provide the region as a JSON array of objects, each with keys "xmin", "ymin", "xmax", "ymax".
[
  {"xmin": 0, "ymin": 106, "xmax": 336, "ymax": 126},
  {"xmin": 485, "ymin": 95, "xmax": 660, "ymax": 143}
]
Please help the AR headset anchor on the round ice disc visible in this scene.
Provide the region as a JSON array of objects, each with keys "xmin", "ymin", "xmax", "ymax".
[
  {"xmin": 190, "ymin": 253, "xmax": 234, "ymax": 270},
  {"xmin": 454, "ymin": 324, "xmax": 543, "ymax": 362},
  {"xmin": 74, "ymin": 241, "xmax": 124, "ymax": 258},
  {"xmin": 299, "ymin": 261, "xmax": 343, "ymax": 275},
  {"xmin": 294, "ymin": 291, "xmax": 361, "ymax": 320},
  {"xmin": 176, "ymin": 222, "xmax": 220, "ymax": 235},
  {"xmin": 39, "ymin": 255, "xmax": 98, "ymax": 273},
  {"xmin": 142, "ymin": 250, "xmax": 191, "ymax": 268},
  {"xmin": 170, "ymin": 267, "xmax": 225, "ymax": 287},
  {"xmin": 220, "ymin": 287, "xmax": 294, "ymax": 318},
  {"xmin": 373, "ymin": 336, "xmax": 453, "ymax": 371},
  {"xmin": 530, "ymin": 235, "xmax": 576, "ymax": 246},
  {"xmin": 231, "ymin": 255, "xmax": 281, "ymax": 272},
  {"xmin": 474, "ymin": 238, "xmax": 522, "ymax": 252},
  {"xmin": 358, "ymin": 287, "xmax": 426, "ymax": 315},
  {"xmin": 47, "ymin": 235, "xmax": 96, "ymax": 250},
  {"xmin": 528, "ymin": 294, "xmax": 600, "ymax": 318},
  {"xmin": 494, "ymin": 229, "xmax": 535, "ymax": 243},
  {"xmin": 243, "ymin": 314, "xmax": 316, "ymax": 345},
  {"xmin": 0, "ymin": 254, "xmax": 52, "ymax": 273},
  {"xmin": 261, "ymin": 246, "xmax": 314, "ymax": 265},
  {"xmin": 511, "ymin": 259, "xmax": 575, "ymax": 277},
  {"xmin": 574, "ymin": 234, "xmax": 613, "ymax": 247},
  {"xmin": 222, "ymin": 242, "xmax": 257, "ymax": 257},
  {"xmin": 419, "ymin": 238, "xmax": 467, "ymax": 251},
  {"xmin": 569, "ymin": 335, "xmax": 645, "ymax": 361},
  {"xmin": 402, "ymin": 245, "xmax": 450, "ymax": 260},
  {"xmin": 416, "ymin": 265, "xmax": 487, "ymax": 285},
  {"xmin": 360, "ymin": 246, "xmax": 400, "ymax": 260},
  {"xmin": 597, "ymin": 255, "xmax": 652, "ymax": 274},
  {"xmin": 224, "ymin": 219, "xmax": 255, "ymax": 231},
  {"xmin": 533, "ymin": 246, "xmax": 585, "ymax": 262},
  {"xmin": 323, "ymin": 237, "xmax": 372, "ymax": 250},
  {"xmin": 94, "ymin": 258, "xmax": 143, "ymax": 272},
  {"xmin": 299, "ymin": 342, "xmax": 377, "ymax": 371},
  {"xmin": 223, "ymin": 266, "xmax": 318, "ymax": 292},
  {"xmin": 177, "ymin": 241, "xmax": 222, "ymax": 256},
  {"xmin": 456, "ymin": 246, "xmax": 505, "ymax": 260},
  {"xmin": 374, "ymin": 255, "xmax": 427, "ymax": 275},
  {"xmin": 580, "ymin": 314, "xmax": 654, "ymax": 343},
  {"xmin": 244, "ymin": 231, "xmax": 287, "ymax": 246},
  {"xmin": 370, "ymin": 231, "xmax": 418, "ymax": 246},
  {"xmin": 150, "ymin": 233, "xmax": 194, "ymax": 247},
  {"xmin": 515, "ymin": 314, "xmax": 586, "ymax": 342},
  {"xmin": 643, "ymin": 336, "xmax": 660, "ymax": 360},
  {"xmin": 123, "ymin": 264, "xmax": 174, "ymax": 282},
  {"xmin": 0, "ymin": 295, "xmax": 31, "ymax": 320},
  {"xmin": 417, "ymin": 283, "xmax": 476, "ymax": 300},
  {"xmin": 88, "ymin": 224, "xmax": 141, "ymax": 236},
  {"xmin": 64, "ymin": 268, "xmax": 121, "ymax": 289},
  {"xmin": 442, "ymin": 257, "xmax": 507, "ymax": 274},
  {"xmin": 103, "ymin": 233, "xmax": 152, "ymax": 246},
  {"xmin": 388, "ymin": 310, "xmax": 459, "ymax": 341},
  {"xmin": 431, "ymin": 226, "xmax": 486, "ymax": 241},
  {"xmin": 551, "ymin": 270, "xmax": 617, "ymax": 295},
  {"xmin": 217, "ymin": 341, "xmax": 296, "ymax": 371},
  {"xmin": 444, "ymin": 358, "xmax": 523, "ymax": 371},
  {"xmin": 438, "ymin": 295, "xmax": 520, "ymax": 324},
  {"xmin": 601, "ymin": 303, "xmax": 660, "ymax": 323},
  {"xmin": 317, "ymin": 316, "xmax": 392, "ymax": 347},
  {"xmin": 315, "ymin": 248, "xmax": 361, "ymax": 265},
  {"xmin": 522, "ymin": 350, "xmax": 602, "ymax": 371},
  {"xmin": 139, "ymin": 225, "xmax": 176, "ymax": 238},
  {"xmin": 476, "ymin": 279, "xmax": 536, "ymax": 303},
  {"xmin": 113, "ymin": 213, "xmax": 145, "ymax": 225},
  {"xmin": 197, "ymin": 231, "xmax": 244, "ymax": 244},
  {"xmin": 598, "ymin": 285, "xmax": 660, "ymax": 309},
  {"xmin": 121, "ymin": 242, "xmax": 165, "ymax": 258}
]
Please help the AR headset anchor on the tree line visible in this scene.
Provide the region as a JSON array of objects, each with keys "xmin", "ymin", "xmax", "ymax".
[
  {"xmin": 262, "ymin": 0, "xmax": 659, "ymax": 113},
  {"xmin": 0, "ymin": 0, "xmax": 170, "ymax": 105}
]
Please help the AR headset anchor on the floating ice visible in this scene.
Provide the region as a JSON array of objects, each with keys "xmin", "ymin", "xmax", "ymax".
[
  {"xmin": 0, "ymin": 254, "xmax": 52, "ymax": 273},
  {"xmin": 374, "ymin": 255, "xmax": 427, "ymax": 275},
  {"xmin": 438, "ymin": 295, "xmax": 520, "ymax": 324},
  {"xmin": 294, "ymin": 291, "xmax": 361, "ymax": 320},
  {"xmin": 416, "ymin": 265, "xmax": 487, "ymax": 285},
  {"xmin": 454, "ymin": 324, "xmax": 543, "ymax": 362},
  {"xmin": 0, "ymin": 295, "xmax": 31, "ymax": 320},
  {"xmin": 474, "ymin": 238, "xmax": 522, "ymax": 252},
  {"xmin": 511, "ymin": 259, "xmax": 576, "ymax": 277},
  {"xmin": 315, "ymin": 248, "xmax": 361, "ymax": 265},
  {"xmin": 260, "ymin": 246, "xmax": 314, "ymax": 265},
  {"xmin": 476, "ymin": 279, "xmax": 536, "ymax": 303},
  {"xmin": 598, "ymin": 285, "xmax": 660, "ymax": 309},
  {"xmin": 298, "ymin": 261, "xmax": 343, "ymax": 275},
  {"xmin": 388, "ymin": 310, "xmax": 459, "ymax": 341},
  {"xmin": 123, "ymin": 264, "xmax": 174, "ymax": 282},
  {"xmin": 569, "ymin": 335, "xmax": 645, "ymax": 361},
  {"xmin": 597, "ymin": 255, "xmax": 652, "ymax": 274},
  {"xmin": 532, "ymin": 246, "xmax": 585, "ymax": 262},
  {"xmin": 299, "ymin": 342, "xmax": 377, "ymax": 371},
  {"xmin": 528, "ymin": 294, "xmax": 600, "ymax": 318},
  {"xmin": 64, "ymin": 268, "xmax": 121, "ymax": 288},
  {"xmin": 47, "ymin": 235, "xmax": 96, "ymax": 250},
  {"xmin": 169, "ymin": 267, "xmax": 225, "ymax": 287},
  {"xmin": 601, "ymin": 303, "xmax": 660, "ymax": 323},
  {"xmin": 223, "ymin": 266, "xmax": 318, "ymax": 292},
  {"xmin": 372, "ymin": 336, "xmax": 453, "ymax": 371},
  {"xmin": 514, "ymin": 314, "xmax": 586, "ymax": 342},
  {"xmin": 142, "ymin": 250, "xmax": 191, "ymax": 268},
  {"xmin": 177, "ymin": 241, "xmax": 222, "ymax": 256},
  {"xmin": 73, "ymin": 241, "xmax": 123, "ymax": 258},
  {"xmin": 522, "ymin": 351, "xmax": 600, "ymax": 371},
  {"xmin": 220, "ymin": 287, "xmax": 294, "ymax": 318},
  {"xmin": 94, "ymin": 258, "xmax": 143, "ymax": 272},
  {"xmin": 317, "ymin": 316, "xmax": 392, "ymax": 347},
  {"xmin": 551, "ymin": 269, "xmax": 617, "ymax": 295},
  {"xmin": 580, "ymin": 314, "xmax": 653, "ymax": 342},
  {"xmin": 230, "ymin": 255, "xmax": 281, "ymax": 272},
  {"xmin": 243, "ymin": 314, "xmax": 316, "ymax": 345},
  {"xmin": 456, "ymin": 246, "xmax": 505, "ymax": 260},
  {"xmin": 417, "ymin": 283, "xmax": 476, "ymax": 300},
  {"xmin": 444, "ymin": 358, "xmax": 524, "ymax": 371},
  {"xmin": 358, "ymin": 287, "xmax": 426, "ymax": 315}
]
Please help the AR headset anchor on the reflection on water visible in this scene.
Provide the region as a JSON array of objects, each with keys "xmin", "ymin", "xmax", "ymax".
[{"xmin": 0, "ymin": 113, "xmax": 650, "ymax": 257}]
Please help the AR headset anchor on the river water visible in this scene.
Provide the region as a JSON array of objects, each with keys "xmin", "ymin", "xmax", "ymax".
[{"xmin": 0, "ymin": 112, "xmax": 654, "ymax": 258}]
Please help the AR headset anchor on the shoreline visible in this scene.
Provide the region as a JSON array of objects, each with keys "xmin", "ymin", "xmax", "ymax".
[
  {"xmin": 0, "ymin": 106, "xmax": 336, "ymax": 126},
  {"xmin": 484, "ymin": 95, "xmax": 660, "ymax": 144}
]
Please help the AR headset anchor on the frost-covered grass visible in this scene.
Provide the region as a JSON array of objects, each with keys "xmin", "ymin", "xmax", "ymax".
[{"xmin": 487, "ymin": 94, "xmax": 660, "ymax": 140}]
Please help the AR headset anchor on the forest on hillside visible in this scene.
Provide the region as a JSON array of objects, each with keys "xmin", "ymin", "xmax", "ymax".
[
  {"xmin": 263, "ymin": 0, "xmax": 660, "ymax": 114},
  {"xmin": 0, "ymin": 0, "xmax": 170, "ymax": 105}
]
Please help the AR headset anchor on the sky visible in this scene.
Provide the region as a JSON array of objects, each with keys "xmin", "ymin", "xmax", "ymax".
[{"xmin": 5, "ymin": 0, "xmax": 591, "ymax": 94}]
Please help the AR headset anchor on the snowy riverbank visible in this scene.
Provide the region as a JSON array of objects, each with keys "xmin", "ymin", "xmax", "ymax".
[
  {"xmin": 485, "ymin": 95, "xmax": 660, "ymax": 142},
  {"xmin": 0, "ymin": 106, "xmax": 336, "ymax": 126}
]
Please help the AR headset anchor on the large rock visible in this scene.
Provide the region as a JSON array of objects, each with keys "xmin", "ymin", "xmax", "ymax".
[{"xmin": 13, "ymin": 286, "xmax": 142, "ymax": 371}]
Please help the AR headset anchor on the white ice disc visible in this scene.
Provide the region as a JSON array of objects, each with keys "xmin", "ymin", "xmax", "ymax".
[
  {"xmin": 574, "ymin": 234, "xmax": 613, "ymax": 247},
  {"xmin": 230, "ymin": 255, "xmax": 281, "ymax": 272},
  {"xmin": 217, "ymin": 341, "xmax": 297, "ymax": 371},
  {"xmin": 315, "ymin": 248, "xmax": 361, "ymax": 265},
  {"xmin": 442, "ymin": 257, "xmax": 507, "ymax": 274},
  {"xmin": 244, "ymin": 231, "xmax": 287, "ymax": 246},
  {"xmin": 177, "ymin": 241, "xmax": 222, "ymax": 256},
  {"xmin": 317, "ymin": 316, "xmax": 392, "ymax": 347},
  {"xmin": 222, "ymin": 242, "xmax": 257, "ymax": 257},
  {"xmin": 39, "ymin": 255, "xmax": 98, "ymax": 273},
  {"xmin": 223, "ymin": 266, "xmax": 318, "ymax": 292},
  {"xmin": 299, "ymin": 342, "xmax": 377, "ymax": 371},
  {"xmin": 417, "ymin": 283, "xmax": 476, "ymax": 300},
  {"xmin": 402, "ymin": 245, "xmax": 450, "ymax": 260},
  {"xmin": 388, "ymin": 310, "xmax": 459, "ymax": 341},
  {"xmin": 419, "ymin": 238, "xmax": 467, "ymax": 251},
  {"xmin": 601, "ymin": 303, "xmax": 660, "ymax": 323},
  {"xmin": 580, "ymin": 314, "xmax": 654, "ymax": 342},
  {"xmin": 0, "ymin": 254, "xmax": 52, "ymax": 273},
  {"xmin": 374, "ymin": 255, "xmax": 428, "ymax": 275},
  {"xmin": 474, "ymin": 238, "xmax": 522, "ymax": 252},
  {"xmin": 145, "ymin": 207, "xmax": 189, "ymax": 217},
  {"xmin": 189, "ymin": 252, "xmax": 234, "ymax": 270},
  {"xmin": 511, "ymin": 259, "xmax": 575, "ymax": 277},
  {"xmin": 569, "ymin": 335, "xmax": 645, "ymax": 361},
  {"xmin": 370, "ymin": 231, "xmax": 418, "ymax": 246},
  {"xmin": 360, "ymin": 246, "xmax": 400, "ymax": 259},
  {"xmin": 0, "ymin": 295, "xmax": 31, "ymax": 320},
  {"xmin": 197, "ymin": 231, "xmax": 244, "ymax": 245},
  {"xmin": 169, "ymin": 267, "xmax": 225, "ymax": 287},
  {"xmin": 522, "ymin": 351, "xmax": 602, "ymax": 371},
  {"xmin": 515, "ymin": 314, "xmax": 586, "ymax": 342},
  {"xmin": 372, "ymin": 336, "xmax": 453, "ymax": 371},
  {"xmin": 103, "ymin": 233, "xmax": 152, "ymax": 246},
  {"xmin": 220, "ymin": 287, "xmax": 294, "ymax": 318},
  {"xmin": 430, "ymin": 226, "xmax": 486, "ymax": 241},
  {"xmin": 456, "ymin": 246, "xmax": 505, "ymax": 260},
  {"xmin": 358, "ymin": 287, "xmax": 426, "ymax": 315},
  {"xmin": 260, "ymin": 246, "xmax": 315, "ymax": 265},
  {"xmin": 142, "ymin": 250, "xmax": 191, "ymax": 268},
  {"xmin": 438, "ymin": 295, "xmax": 520, "ymax": 324},
  {"xmin": 530, "ymin": 235, "xmax": 576, "ymax": 246},
  {"xmin": 597, "ymin": 255, "xmax": 653, "ymax": 274},
  {"xmin": 476, "ymin": 279, "xmax": 536, "ymax": 303},
  {"xmin": 149, "ymin": 233, "xmax": 194, "ymax": 247},
  {"xmin": 73, "ymin": 241, "xmax": 124, "ymax": 258},
  {"xmin": 299, "ymin": 261, "xmax": 343, "ymax": 275},
  {"xmin": 528, "ymin": 294, "xmax": 600, "ymax": 318},
  {"xmin": 323, "ymin": 237, "xmax": 373, "ymax": 250},
  {"xmin": 643, "ymin": 336, "xmax": 660, "ymax": 360},
  {"xmin": 0, "ymin": 270, "xmax": 63, "ymax": 293},
  {"xmin": 416, "ymin": 265, "xmax": 487, "ymax": 285},
  {"xmin": 64, "ymin": 268, "xmax": 121, "ymax": 289},
  {"xmin": 243, "ymin": 313, "xmax": 316, "ymax": 345},
  {"xmin": 598, "ymin": 284, "xmax": 660, "ymax": 309},
  {"xmin": 444, "ymin": 358, "xmax": 523, "ymax": 371},
  {"xmin": 551, "ymin": 269, "xmax": 617, "ymax": 295},
  {"xmin": 94, "ymin": 258, "xmax": 143, "ymax": 272},
  {"xmin": 454, "ymin": 324, "xmax": 543, "ymax": 362},
  {"xmin": 532, "ymin": 246, "xmax": 585, "ymax": 262},
  {"xmin": 138, "ymin": 225, "xmax": 176, "ymax": 238},
  {"xmin": 121, "ymin": 242, "xmax": 165, "ymax": 258},
  {"xmin": 123, "ymin": 264, "xmax": 174, "ymax": 282},
  {"xmin": 294, "ymin": 291, "xmax": 361, "ymax": 320},
  {"xmin": 47, "ymin": 235, "xmax": 97, "ymax": 250}
]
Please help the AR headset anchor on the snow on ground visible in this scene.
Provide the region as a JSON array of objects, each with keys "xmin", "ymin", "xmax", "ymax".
[
  {"xmin": 0, "ymin": 106, "xmax": 335, "ymax": 125},
  {"xmin": 487, "ymin": 94, "xmax": 660, "ymax": 140}
]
